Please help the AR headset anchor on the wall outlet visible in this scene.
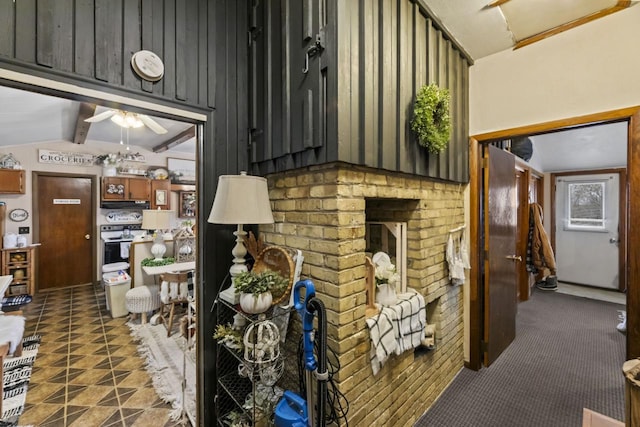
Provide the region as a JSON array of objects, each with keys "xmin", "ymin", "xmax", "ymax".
[{"xmin": 18, "ymin": 227, "xmax": 29, "ymax": 234}]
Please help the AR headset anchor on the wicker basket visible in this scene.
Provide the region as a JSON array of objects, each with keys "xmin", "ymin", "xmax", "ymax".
[
  {"xmin": 10, "ymin": 284, "xmax": 27, "ymax": 295},
  {"xmin": 251, "ymin": 246, "xmax": 295, "ymax": 306}
]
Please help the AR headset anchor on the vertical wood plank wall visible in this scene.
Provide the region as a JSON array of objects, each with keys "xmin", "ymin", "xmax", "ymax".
[
  {"xmin": 250, "ymin": 0, "xmax": 471, "ymax": 183},
  {"xmin": 0, "ymin": 1, "xmax": 250, "ymax": 425}
]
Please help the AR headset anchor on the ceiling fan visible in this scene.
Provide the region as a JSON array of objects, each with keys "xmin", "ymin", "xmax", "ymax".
[{"xmin": 84, "ymin": 109, "xmax": 168, "ymax": 134}]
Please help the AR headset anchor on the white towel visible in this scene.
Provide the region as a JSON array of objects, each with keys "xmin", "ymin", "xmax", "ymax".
[
  {"xmin": 160, "ymin": 280, "xmax": 169, "ymax": 304},
  {"xmin": 179, "ymin": 281, "xmax": 189, "ymax": 299},
  {"xmin": 120, "ymin": 242, "xmax": 131, "ymax": 259},
  {"xmin": 388, "ymin": 290, "xmax": 426, "ymax": 353},
  {"xmin": 365, "ymin": 308, "xmax": 398, "ymax": 376}
]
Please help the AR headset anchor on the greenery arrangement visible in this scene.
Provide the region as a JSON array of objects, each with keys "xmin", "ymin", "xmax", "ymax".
[
  {"xmin": 222, "ymin": 411, "xmax": 250, "ymax": 427},
  {"xmin": 141, "ymin": 257, "xmax": 175, "ymax": 267},
  {"xmin": 410, "ymin": 83, "xmax": 452, "ymax": 154},
  {"xmin": 233, "ymin": 270, "xmax": 288, "ymax": 297},
  {"xmin": 213, "ymin": 324, "xmax": 243, "ymax": 351},
  {"xmin": 94, "ymin": 153, "xmax": 119, "ymax": 166}
]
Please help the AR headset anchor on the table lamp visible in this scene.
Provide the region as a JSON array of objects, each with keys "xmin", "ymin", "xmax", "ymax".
[
  {"xmin": 207, "ymin": 171, "xmax": 274, "ymax": 303},
  {"xmin": 142, "ymin": 209, "xmax": 175, "ymax": 261}
]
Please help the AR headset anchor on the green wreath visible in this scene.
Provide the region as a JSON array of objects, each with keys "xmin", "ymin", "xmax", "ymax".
[{"xmin": 410, "ymin": 83, "xmax": 452, "ymax": 154}]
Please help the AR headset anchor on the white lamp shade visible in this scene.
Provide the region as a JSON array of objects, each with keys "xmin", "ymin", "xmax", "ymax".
[
  {"xmin": 207, "ymin": 173, "xmax": 274, "ymax": 225},
  {"xmin": 142, "ymin": 209, "xmax": 174, "ymax": 230}
]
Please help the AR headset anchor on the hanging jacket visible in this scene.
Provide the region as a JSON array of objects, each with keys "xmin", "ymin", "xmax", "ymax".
[{"xmin": 529, "ymin": 203, "xmax": 557, "ymax": 281}]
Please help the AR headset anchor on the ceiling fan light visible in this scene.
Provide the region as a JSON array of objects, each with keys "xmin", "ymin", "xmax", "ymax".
[
  {"xmin": 125, "ymin": 113, "xmax": 144, "ymax": 128},
  {"xmin": 110, "ymin": 111, "xmax": 144, "ymax": 129},
  {"xmin": 110, "ymin": 112, "xmax": 126, "ymax": 127}
]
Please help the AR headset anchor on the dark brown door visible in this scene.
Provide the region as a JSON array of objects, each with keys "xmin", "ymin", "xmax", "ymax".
[
  {"xmin": 516, "ymin": 169, "xmax": 531, "ymax": 301},
  {"xmin": 36, "ymin": 174, "xmax": 94, "ymax": 290},
  {"xmin": 484, "ymin": 144, "xmax": 518, "ymax": 366}
]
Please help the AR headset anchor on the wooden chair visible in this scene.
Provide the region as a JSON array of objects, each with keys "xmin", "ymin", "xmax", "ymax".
[{"xmin": 159, "ymin": 272, "xmax": 190, "ymax": 337}]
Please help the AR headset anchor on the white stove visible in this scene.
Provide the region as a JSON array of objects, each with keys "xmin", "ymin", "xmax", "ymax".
[
  {"xmin": 100, "ymin": 224, "xmax": 148, "ymax": 266},
  {"xmin": 100, "ymin": 224, "xmax": 147, "ymax": 242}
]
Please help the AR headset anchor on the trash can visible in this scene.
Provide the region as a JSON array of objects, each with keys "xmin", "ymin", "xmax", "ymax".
[
  {"xmin": 103, "ymin": 270, "xmax": 131, "ymax": 318},
  {"xmin": 102, "ymin": 262, "xmax": 129, "ymax": 311}
]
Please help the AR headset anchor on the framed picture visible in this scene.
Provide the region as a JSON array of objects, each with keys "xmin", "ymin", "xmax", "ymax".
[
  {"xmin": 167, "ymin": 157, "xmax": 196, "ymax": 183},
  {"xmin": 155, "ymin": 189, "xmax": 168, "ymax": 206},
  {"xmin": 179, "ymin": 191, "xmax": 196, "ymax": 218}
]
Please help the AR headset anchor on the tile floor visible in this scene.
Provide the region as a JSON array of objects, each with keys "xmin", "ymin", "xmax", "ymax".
[{"xmin": 19, "ymin": 283, "xmax": 186, "ymax": 427}]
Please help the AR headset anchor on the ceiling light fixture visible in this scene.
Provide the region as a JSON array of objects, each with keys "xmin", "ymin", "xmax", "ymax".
[{"xmin": 110, "ymin": 111, "xmax": 144, "ymax": 129}]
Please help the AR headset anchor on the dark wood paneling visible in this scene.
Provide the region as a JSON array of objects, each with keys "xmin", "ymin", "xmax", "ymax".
[
  {"xmin": 0, "ymin": 0, "xmax": 15, "ymax": 58},
  {"xmin": 37, "ymin": 0, "xmax": 74, "ymax": 71},
  {"xmin": 207, "ymin": 0, "xmax": 217, "ymax": 108},
  {"xmin": 251, "ymin": 0, "xmax": 470, "ymax": 182},
  {"xmin": 198, "ymin": 0, "xmax": 208, "ymax": 106},
  {"xmin": 360, "ymin": 0, "xmax": 378, "ymax": 167},
  {"xmin": 185, "ymin": 0, "xmax": 199, "ymax": 104},
  {"xmin": 140, "ymin": 0, "xmax": 154, "ymax": 93},
  {"xmin": 15, "ymin": 0, "xmax": 36, "ymax": 62},
  {"xmin": 75, "ymin": 0, "xmax": 96, "ymax": 78},
  {"xmin": 124, "ymin": 0, "xmax": 142, "ymax": 90},
  {"xmin": 163, "ymin": 0, "xmax": 177, "ymax": 100},
  {"xmin": 152, "ymin": 0, "xmax": 165, "ymax": 95},
  {"xmin": 175, "ymin": 0, "xmax": 187, "ymax": 101},
  {"xmin": 95, "ymin": 0, "xmax": 123, "ymax": 83}
]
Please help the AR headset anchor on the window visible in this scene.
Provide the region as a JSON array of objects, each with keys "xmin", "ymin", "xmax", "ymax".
[{"xmin": 567, "ymin": 181, "xmax": 605, "ymax": 229}]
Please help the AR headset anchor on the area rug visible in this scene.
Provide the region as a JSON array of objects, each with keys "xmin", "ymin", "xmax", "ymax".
[
  {"xmin": 1, "ymin": 334, "xmax": 41, "ymax": 427},
  {"xmin": 127, "ymin": 323, "xmax": 196, "ymax": 425}
]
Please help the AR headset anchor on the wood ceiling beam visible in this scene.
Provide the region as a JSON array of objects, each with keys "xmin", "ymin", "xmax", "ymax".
[
  {"xmin": 73, "ymin": 102, "xmax": 97, "ymax": 144},
  {"xmin": 514, "ymin": 3, "xmax": 631, "ymax": 50},
  {"xmin": 486, "ymin": 0, "xmax": 511, "ymax": 8},
  {"xmin": 152, "ymin": 126, "xmax": 195, "ymax": 153}
]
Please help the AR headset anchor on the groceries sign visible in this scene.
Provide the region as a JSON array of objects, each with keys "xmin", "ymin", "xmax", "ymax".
[{"xmin": 38, "ymin": 149, "xmax": 95, "ymax": 166}]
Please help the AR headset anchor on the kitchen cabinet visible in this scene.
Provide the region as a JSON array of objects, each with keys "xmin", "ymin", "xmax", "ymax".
[
  {"xmin": 150, "ymin": 179, "xmax": 171, "ymax": 210},
  {"xmin": 1, "ymin": 246, "xmax": 36, "ymax": 296},
  {"xmin": 101, "ymin": 177, "xmax": 151, "ymax": 201},
  {"xmin": 0, "ymin": 169, "xmax": 25, "ymax": 194}
]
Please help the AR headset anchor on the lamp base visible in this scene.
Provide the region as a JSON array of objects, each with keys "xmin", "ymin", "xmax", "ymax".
[
  {"xmin": 220, "ymin": 286, "xmax": 240, "ymax": 304},
  {"xmin": 151, "ymin": 241, "xmax": 167, "ymax": 261}
]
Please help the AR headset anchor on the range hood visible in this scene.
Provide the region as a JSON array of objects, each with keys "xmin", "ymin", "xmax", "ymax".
[{"xmin": 100, "ymin": 200, "xmax": 150, "ymax": 209}]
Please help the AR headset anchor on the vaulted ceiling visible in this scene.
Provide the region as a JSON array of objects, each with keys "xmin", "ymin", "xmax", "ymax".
[
  {"xmin": 0, "ymin": 85, "xmax": 196, "ymax": 155},
  {"xmin": 425, "ymin": 0, "xmax": 636, "ymax": 60}
]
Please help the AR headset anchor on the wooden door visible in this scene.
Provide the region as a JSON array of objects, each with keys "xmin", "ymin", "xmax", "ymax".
[
  {"xmin": 516, "ymin": 169, "xmax": 531, "ymax": 301},
  {"xmin": 36, "ymin": 174, "xmax": 94, "ymax": 290},
  {"xmin": 484, "ymin": 145, "xmax": 518, "ymax": 366}
]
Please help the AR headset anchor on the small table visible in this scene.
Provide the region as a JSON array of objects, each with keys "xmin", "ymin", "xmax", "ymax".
[{"xmin": 142, "ymin": 261, "xmax": 195, "ymax": 276}]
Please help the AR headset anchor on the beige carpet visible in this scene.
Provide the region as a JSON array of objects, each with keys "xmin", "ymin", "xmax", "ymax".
[{"xmin": 127, "ymin": 322, "xmax": 196, "ymax": 426}]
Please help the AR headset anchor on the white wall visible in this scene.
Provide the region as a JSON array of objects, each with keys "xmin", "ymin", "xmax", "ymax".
[
  {"xmin": 469, "ymin": 5, "xmax": 640, "ymax": 135},
  {"xmin": 0, "ymin": 140, "xmax": 194, "ymax": 280}
]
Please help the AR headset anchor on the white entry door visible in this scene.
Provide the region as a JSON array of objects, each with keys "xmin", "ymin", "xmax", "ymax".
[{"xmin": 555, "ymin": 173, "xmax": 620, "ymax": 289}]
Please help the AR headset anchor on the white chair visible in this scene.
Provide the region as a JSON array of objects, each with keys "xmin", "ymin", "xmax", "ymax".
[{"xmin": 159, "ymin": 272, "xmax": 190, "ymax": 336}]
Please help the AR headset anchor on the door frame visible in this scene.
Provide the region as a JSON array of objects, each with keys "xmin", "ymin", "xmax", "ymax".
[
  {"xmin": 550, "ymin": 168, "xmax": 627, "ymax": 292},
  {"xmin": 468, "ymin": 106, "xmax": 640, "ymax": 370},
  {"xmin": 32, "ymin": 171, "xmax": 98, "ymax": 291}
]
